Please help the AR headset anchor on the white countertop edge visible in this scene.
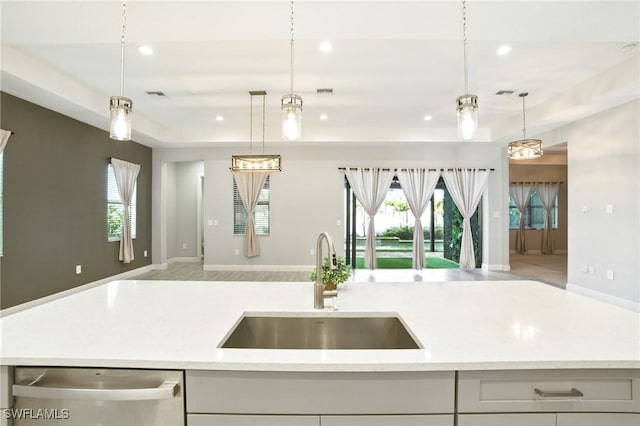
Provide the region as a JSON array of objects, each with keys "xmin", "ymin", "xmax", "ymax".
[{"xmin": 3, "ymin": 357, "xmax": 638, "ymax": 372}]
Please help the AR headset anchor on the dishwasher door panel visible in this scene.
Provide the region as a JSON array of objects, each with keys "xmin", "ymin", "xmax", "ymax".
[{"xmin": 13, "ymin": 367, "xmax": 184, "ymax": 426}]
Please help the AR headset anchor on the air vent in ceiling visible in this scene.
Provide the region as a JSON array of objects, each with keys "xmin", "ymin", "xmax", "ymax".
[
  {"xmin": 146, "ymin": 91, "xmax": 166, "ymax": 97},
  {"xmin": 495, "ymin": 90, "xmax": 515, "ymax": 96},
  {"xmin": 317, "ymin": 88, "xmax": 334, "ymax": 94}
]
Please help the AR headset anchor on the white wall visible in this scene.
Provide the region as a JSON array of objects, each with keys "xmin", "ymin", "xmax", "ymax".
[
  {"xmin": 561, "ymin": 100, "xmax": 639, "ymax": 309},
  {"xmin": 152, "ymin": 143, "xmax": 510, "ymax": 271},
  {"xmin": 164, "ymin": 161, "xmax": 204, "ymax": 260}
]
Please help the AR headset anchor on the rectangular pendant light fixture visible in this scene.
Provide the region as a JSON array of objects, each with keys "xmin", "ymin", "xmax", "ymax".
[{"xmin": 231, "ymin": 154, "xmax": 282, "ymax": 172}]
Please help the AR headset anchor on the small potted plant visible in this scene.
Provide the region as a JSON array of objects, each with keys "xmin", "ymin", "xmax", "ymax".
[{"xmin": 310, "ymin": 256, "xmax": 352, "ymax": 291}]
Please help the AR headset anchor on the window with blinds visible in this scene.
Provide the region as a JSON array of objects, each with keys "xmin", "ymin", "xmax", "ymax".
[
  {"xmin": 509, "ymin": 188, "xmax": 558, "ymax": 230},
  {"xmin": 233, "ymin": 176, "xmax": 270, "ymax": 235},
  {"xmin": 107, "ymin": 163, "xmax": 137, "ymax": 241}
]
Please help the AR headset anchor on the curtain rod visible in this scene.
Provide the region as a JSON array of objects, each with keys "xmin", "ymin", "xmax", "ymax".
[
  {"xmin": 338, "ymin": 167, "xmax": 495, "ymax": 172},
  {"xmin": 510, "ymin": 181, "xmax": 564, "ymax": 184}
]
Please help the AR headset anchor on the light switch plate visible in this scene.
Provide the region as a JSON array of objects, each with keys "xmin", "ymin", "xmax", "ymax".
[
  {"xmin": 207, "ymin": 219, "xmax": 214, "ymax": 226},
  {"xmin": 75, "ymin": 265, "xmax": 82, "ymax": 274},
  {"xmin": 606, "ymin": 204, "xmax": 613, "ymax": 214}
]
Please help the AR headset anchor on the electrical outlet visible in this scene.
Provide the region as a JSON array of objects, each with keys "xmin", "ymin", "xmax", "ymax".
[
  {"xmin": 182, "ymin": 243, "xmax": 187, "ymax": 249},
  {"xmin": 143, "ymin": 250, "xmax": 148, "ymax": 258},
  {"xmin": 336, "ymin": 219, "xmax": 341, "ymax": 226},
  {"xmin": 310, "ymin": 249, "xmax": 315, "ymax": 256},
  {"xmin": 213, "ymin": 219, "xmax": 219, "ymax": 226},
  {"xmin": 607, "ymin": 270, "xmax": 614, "ymax": 280},
  {"xmin": 75, "ymin": 265, "xmax": 82, "ymax": 275},
  {"xmin": 581, "ymin": 265, "xmax": 588, "ymax": 273},
  {"xmin": 588, "ymin": 266, "xmax": 595, "ymax": 275},
  {"xmin": 606, "ymin": 204, "xmax": 614, "ymax": 214},
  {"xmin": 234, "ymin": 249, "xmax": 240, "ymax": 256},
  {"xmin": 207, "ymin": 219, "xmax": 214, "ymax": 226},
  {"xmin": 582, "ymin": 205, "xmax": 588, "ymax": 213}
]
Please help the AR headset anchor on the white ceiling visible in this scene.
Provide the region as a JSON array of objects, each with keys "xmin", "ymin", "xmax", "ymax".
[{"xmin": 1, "ymin": 1, "xmax": 638, "ymax": 148}]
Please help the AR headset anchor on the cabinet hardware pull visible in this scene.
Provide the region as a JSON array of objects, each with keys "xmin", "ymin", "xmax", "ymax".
[
  {"xmin": 13, "ymin": 379, "xmax": 179, "ymax": 401},
  {"xmin": 534, "ymin": 387, "xmax": 584, "ymax": 398}
]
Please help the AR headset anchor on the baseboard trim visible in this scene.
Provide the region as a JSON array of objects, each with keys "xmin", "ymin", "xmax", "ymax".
[
  {"xmin": 0, "ymin": 264, "xmax": 155, "ymax": 318},
  {"xmin": 482, "ymin": 263, "xmax": 511, "ymax": 271},
  {"xmin": 510, "ymin": 250, "xmax": 568, "ymax": 255},
  {"xmin": 152, "ymin": 263, "xmax": 168, "ymax": 270},
  {"xmin": 168, "ymin": 257, "xmax": 201, "ymax": 263},
  {"xmin": 203, "ymin": 264, "xmax": 314, "ymax": 272},
  {"xmin": 566, "ymin": 283, "xmax": 640, "ymax": 313}
]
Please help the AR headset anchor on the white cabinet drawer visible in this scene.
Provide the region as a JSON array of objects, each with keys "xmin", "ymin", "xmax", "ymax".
[
  {"xmin": 458, "ymin": 369, "xmax": 640, "ymax": 413},
  {"xmin": 321, "ymin": 414, "xmax": 453, "ymax": 425},
  {"xmin": 556, "ymin": 413, "xmax": 640, "ymax": 426},
  {"xmin": 458, "ymin": 413, "xmax": 555, "ymax": 426},
  {"xmin": 186, "ymin": 370, "xmax": 454, "ymax": 415},
  {"xmin": 187, "ymin": 414, "xmax": 319, "ymax": 426}
]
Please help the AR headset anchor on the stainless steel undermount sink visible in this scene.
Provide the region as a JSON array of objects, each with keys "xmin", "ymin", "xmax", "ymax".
[{"xmin": 219, "ymin": 314, "xmax": 422, "ymax": 350}]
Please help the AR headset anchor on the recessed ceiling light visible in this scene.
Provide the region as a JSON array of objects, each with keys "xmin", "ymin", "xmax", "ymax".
[
  {"xmin": 320, "ymin": 114, "xmax": 328, "ymax": 121},
  {"xmin": 319, "ymin": 41, "xmax": 332, "ymax": 53},
  {"xmin": 137, "ymin": 45, "xmax": 154, "ymax": 56},
  {"xmin": 496, "ymin": 44, "xmax": 512, "ymax": 56},
  {"xmin": 424, "ymin": 115, "xmax": 433, "ymax": 121},
  {"xmin": 215, "ymin": 115, "xmax": 224, "ymax": 122}
]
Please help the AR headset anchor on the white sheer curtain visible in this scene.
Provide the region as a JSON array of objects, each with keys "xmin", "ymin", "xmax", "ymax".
[
  {"xmin": 233, "ymin": 171, "xmax": 269, "ymax": 257},
  {"xmin": 111, "ymin": 158, "xmax": 141, "ymax": 264},
  {"xmin": 345, "ymin": 168, "xmax": 394, "ymax": 269},
  {"xmin": 537, "ymin": 183, "xmax": 560, "ymax": 254},
  {"xmin": 397, "ymin": 169, "xmax": 441, "ymax": 270},
  {"xmin": 442, "ymin": 169, "xmax": 490, "ymax": 270},
  {"xmin": 510, "ymin": 183, "xmax": 533, "ymax": 254},
  {"xmin": 0, "ymin": 129, "xmax": 11, "ymax": 153}
]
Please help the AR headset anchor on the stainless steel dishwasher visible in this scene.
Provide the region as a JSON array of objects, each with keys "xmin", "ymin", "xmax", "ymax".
[{"xmin": 11, "ymin": 367, "xmax": 184, "ymax": 426}]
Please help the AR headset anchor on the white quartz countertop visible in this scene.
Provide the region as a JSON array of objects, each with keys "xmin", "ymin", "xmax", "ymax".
[{"xmin": 1, "ymin": 280, "xmax": 639, "ymax": 372}]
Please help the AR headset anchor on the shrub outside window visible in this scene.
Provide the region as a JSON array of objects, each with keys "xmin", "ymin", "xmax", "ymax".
[{"xmin": 107, "ymin": 164, "xmax": 137, "ymax": 241}]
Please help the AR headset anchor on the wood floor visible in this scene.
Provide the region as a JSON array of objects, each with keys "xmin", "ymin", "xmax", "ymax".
[{"xmin": 131, "ymin": 254, "xmax": 567, "ymax": 289}]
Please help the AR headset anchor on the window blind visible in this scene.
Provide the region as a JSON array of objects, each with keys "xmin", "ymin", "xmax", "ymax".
[{"xmin": 233, "ymin": 175, "xmax": 270, "ymax": 235}]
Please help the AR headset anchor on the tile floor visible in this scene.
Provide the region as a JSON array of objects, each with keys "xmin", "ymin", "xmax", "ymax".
[{"xmin": 132, "ymin": 254, "xmax": 567, "ymax": 289}]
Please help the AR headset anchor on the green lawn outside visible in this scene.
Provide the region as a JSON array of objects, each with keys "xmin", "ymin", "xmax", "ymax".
[{"xmin": 354, "ymin": 257, "xmax": 458, "ymax": 269}]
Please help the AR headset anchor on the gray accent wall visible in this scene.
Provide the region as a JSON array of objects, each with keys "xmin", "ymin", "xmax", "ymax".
[{"xmin": 0, "ymin": 93, "xmax": 152, "ymax": 309}]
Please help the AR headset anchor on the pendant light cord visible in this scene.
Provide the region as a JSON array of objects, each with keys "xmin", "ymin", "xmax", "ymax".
[
  {"xmin": 262, "ymin": 93, "xmax": 266, "ymax": 154},
  {"xmin": 249, "ymin": 94, "xmax": 254, "ymax": 154},
  {"xmin": 119, "ymin": 0, "xmax": 127, "ymax": 97},
  {"xmin": 462, "ymin": 0, "xmax": 468, "ymax": 94},
  {"xmin": 521, "ymin": 94, "xmax": 527, "ymax": 139},
  {"xmin": 289, "ymin": 0, "xmax": 295, "ymax": 94}
]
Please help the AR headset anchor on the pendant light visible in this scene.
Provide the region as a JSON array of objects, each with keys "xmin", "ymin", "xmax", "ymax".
[
  {"xmin": 232, "ymin": 91, "xmax": 282, "ymax": 172},
  {"xmin": 456, "ymin": 0, "xmax": 478, "ymax": 140},
  {"xmin": 508, "ymin": 92, "xmax": 543, "ymax": 160},
  {"xmin": 281, "ymin": 0, "xmax": 302, "ymax": 141},
  {"xmin": 109, "ymin": 0, "xmax": 133, "ymax": 141}
]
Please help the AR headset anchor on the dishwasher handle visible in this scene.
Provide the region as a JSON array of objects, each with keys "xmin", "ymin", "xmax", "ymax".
[{"xmin": 13, "ymin": 379, "xmax": 179, "ymax": 401}]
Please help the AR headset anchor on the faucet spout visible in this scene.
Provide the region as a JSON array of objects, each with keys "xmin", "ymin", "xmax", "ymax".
[{"xmin": 315, "ymin": 232, "xmax": 337, "ymax": 309}]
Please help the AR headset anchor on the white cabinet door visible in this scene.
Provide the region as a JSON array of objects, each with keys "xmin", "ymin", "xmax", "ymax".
[
  {"xmin": 187, "ymin": 414, "xmax": 319, "ymax": 426},
  {"xmin": 557, "ymin": 413, "xmax": 640, "ymax": 426},
  {"xmin": 457, "ymin": 413, "xmax": 556, "ymax": 426},
  {"xmin": 321, "ymin": 414, "xmax": 453, "ymax": 426}
]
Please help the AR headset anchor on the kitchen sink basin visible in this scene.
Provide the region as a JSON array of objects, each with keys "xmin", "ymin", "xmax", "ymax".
[{"xmin": 219, "ymin": 314, "xmax": 421, "ymax": 349}]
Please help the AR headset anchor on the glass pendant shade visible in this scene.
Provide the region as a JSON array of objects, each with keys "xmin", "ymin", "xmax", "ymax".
[
  {"xmin": 231, "ymin": 155, "xmax": 282, "ymax": 172},
  {"xmin": 109, "ymin": 96, "xmax": 133, "ymax": 141},
  {"xmin": 456, "ymin": 94, "xmax": 478, "ymax": 140},
  {"xmin": 281, "ymin": 94, "xmax": 303, "ymax": 141},
  {"xmin": 508, "ymin": 139, "xmax": 543, "ymax": 160}
]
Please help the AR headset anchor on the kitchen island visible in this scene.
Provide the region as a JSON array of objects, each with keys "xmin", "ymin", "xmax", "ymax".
[{"xmin": 1, "ymin": 280, "xmax": 639, "ymax": 425}]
